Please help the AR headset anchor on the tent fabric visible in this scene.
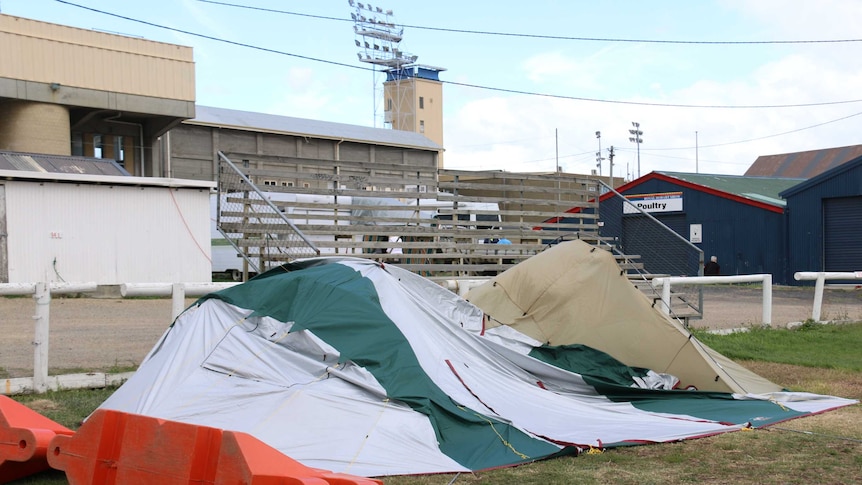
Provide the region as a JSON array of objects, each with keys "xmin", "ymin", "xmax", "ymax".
[
  {"xmin": 465, "ymin": 240, "xmax": 779, "ymax": 394},
  {"xmin": 98, "ymin": 251, "xmax": 857, "ymax": 477}
]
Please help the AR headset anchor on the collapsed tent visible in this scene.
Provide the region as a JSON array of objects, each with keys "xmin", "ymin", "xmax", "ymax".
[
  {"xmin": 466, "ymin": 240, "xmax": 776, "ymax": 394},
  {"xmin": 98, "ymin": 242, "xmax": 856, "ymax": 477}
]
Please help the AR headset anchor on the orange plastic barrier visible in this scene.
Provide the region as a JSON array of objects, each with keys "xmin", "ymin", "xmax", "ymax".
[
  {"xmin": 48, "ymin": 409, "xmax": 382, "ymax": 485},
  {"xmin": 0, "ymin": 395, "xmax": 74, "ymax": 484}
]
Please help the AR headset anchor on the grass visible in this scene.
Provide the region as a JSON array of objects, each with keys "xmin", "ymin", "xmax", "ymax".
[
  {"xmin": 693, "ymin": 321, "xmax": 862, "ymax": 371},
  {"xmin": 8, "ymin": 325, "xmax": 862, "ymax": 485}
]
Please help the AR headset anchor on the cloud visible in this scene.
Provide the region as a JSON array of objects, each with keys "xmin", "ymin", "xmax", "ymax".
[{"xmin": 443, "ymin": 7, "xmax": 862, "ymax": 178}]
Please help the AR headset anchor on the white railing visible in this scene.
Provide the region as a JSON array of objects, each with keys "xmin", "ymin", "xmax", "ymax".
[
  {"xmin": 651, "ymin": 274, "xmax": 773, "ymax": 326},
  {"xmin": 1, "ymin": 281, "xmax": 238, "ymax": 395},
  {"xmin": 793, "ymin": 271, "xmax": 862, "ymax": 322}
]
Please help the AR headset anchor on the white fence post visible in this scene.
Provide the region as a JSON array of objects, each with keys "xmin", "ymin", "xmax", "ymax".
[
  {"xmin": 812, "ymin": 273, "xmax": 826, "ymax": 322},
  {"xmin": 660, "ymin": 279, "xmax": 672, "ymax": 315},
  {"xmin": 172, "ymin": 283, "xmax": 186, "ymax": 321},
  {"xmin": 762, "ymin": 274, "xmax": 772, "ymax": 326},
  {"xmin": 32, "ymin": 282, "xmax": 50, "ymax": 393}
]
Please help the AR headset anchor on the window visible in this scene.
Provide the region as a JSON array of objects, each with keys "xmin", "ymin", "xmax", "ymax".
[
  {"xmin": 282, "ymin": 181, "xmax": 294, "ymax": 187},
  {"xmin": 263, "ymin": 180, "xmax": 277, "ymax": 186},
  {"xmin": 93, "ymin": 135, "xmax": 103, "ymax": 158},
  {"xmin": 419, "ymin": 96, "xmax": 424, "ymax": 109},
  {"xmin": 303, "ymin": 182, "xmax": 310, "ymax": 188},
  {"xmin": 387, "ymin": 98, "xmax": 392, "ymax": 110},
  {"xmin": 116, "ymin": 136, "xmax": 125, "ymax": 165},
  {"xmin": 419, "ymin": 120, "xmax": 425, "ymax": 133}
]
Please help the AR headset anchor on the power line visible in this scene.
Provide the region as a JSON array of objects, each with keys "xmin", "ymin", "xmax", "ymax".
[
  {"xmin": 616, "ymin": 110, "xmax": 862, "ymax": 152},
  {"xmin": 197, "ymin": 0, "xmax": 862, "ymax": 46},
  {"xmin": 53, "ymin": 0, "xmax": 365, "ymax": 72},
  {"xmin": 444, "ymin": 80, "xmax": 862, "ymax": 109},
  {"xmin": 54, "ymin": 0, "xmax": 862, "ymax": 109},
  {"xmin": 51, "ymin": 1, "xmax": 862, "ymax": 110}
]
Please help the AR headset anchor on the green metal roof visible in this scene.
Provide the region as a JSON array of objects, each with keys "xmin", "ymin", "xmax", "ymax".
[{"xmin": 657, "ymin": 172, "xmax": 805, "ymax": 208}]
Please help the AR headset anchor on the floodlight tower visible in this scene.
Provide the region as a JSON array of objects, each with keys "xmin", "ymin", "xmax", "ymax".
[{"xmin": 349, "ymin": 1, "xmax": 413, "ymax": 127}]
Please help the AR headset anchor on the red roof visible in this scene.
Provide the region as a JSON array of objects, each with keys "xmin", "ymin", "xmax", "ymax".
[{"xmin": 744, "ymin": 144, "xmax": 862, "ymax": 179}]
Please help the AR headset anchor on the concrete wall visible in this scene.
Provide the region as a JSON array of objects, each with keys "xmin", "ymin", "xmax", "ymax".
[{"xmin": 164, "ymin": 124, "xmax": 438, "ymax": 183}]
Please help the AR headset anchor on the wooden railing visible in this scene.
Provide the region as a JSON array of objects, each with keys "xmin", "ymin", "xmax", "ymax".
[{"xmin": 216, "ymin": 152, "xmax": 602, "ymax": 278}]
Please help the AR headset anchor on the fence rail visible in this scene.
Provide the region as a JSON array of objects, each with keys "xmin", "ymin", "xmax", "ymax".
[
  {"xmin": 651, "ymin": 274, "xmax": 773, "ymax": 327},
  {"xmin": 794, "ymin": 271, "xmax": 862, "ymax": 321},
  {"xmin": 1, "ymin": 282, "xmax": 237, "ymax": 395}
]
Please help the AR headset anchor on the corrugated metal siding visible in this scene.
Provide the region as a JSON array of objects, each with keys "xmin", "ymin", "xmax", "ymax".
[
  {"xmin": 745, "ymin": 144, "xmax": 862, "ymax": 179},
  {"xmin": 1, "ymin": 14, "xmax": 195, "ymax": 101},
  {"xmin": 0, "ymin": 151, "xmax": 129, "ymax": 176},
  {"xmin": 823, "ymin": 196, "xmax": 862, "ymax": 271},
  {"xmin": 607, "ymin": 178, "xmax": 788, "ymax": 282},
  {"xmin": 785, "ymin": 161, "xmax": 862, "ymax": 280},
  {"xmin": 189, "ymin": 106, "xmax": 441, "ymax": 150},
  {"xmin": 4, "ymin": 180, "xmax": 211, "ymax": 284}
]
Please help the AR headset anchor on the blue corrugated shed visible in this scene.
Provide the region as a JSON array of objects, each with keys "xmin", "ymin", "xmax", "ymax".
[
  {"xmin": 779, "ymin": 155, "xmax": 862, "ymax": 281},
  {"xmin": 588, "ymin": 172, "xmax": 803, "ymax": 284}
]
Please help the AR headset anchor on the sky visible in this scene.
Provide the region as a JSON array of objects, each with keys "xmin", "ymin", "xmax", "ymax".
[{"xmin": 5, "ymin": 0, "xmax": 862, "ymax": 180}]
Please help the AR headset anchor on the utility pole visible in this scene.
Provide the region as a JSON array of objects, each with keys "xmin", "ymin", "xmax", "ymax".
[
  {"xmin": 608, "ymin": 146, "xmax": 615, "ymax": 188},
  {"xmin": 695, "ymin": 131, "xmax": 699, "ymax": 174}
]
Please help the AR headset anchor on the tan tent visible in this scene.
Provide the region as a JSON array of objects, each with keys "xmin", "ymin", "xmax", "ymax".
[{"xmin": 465, "ymin": 240, "xmax": 781, "ymax": 394}]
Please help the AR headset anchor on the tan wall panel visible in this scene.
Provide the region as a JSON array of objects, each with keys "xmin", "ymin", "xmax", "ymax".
[
  {"xmin": 0, "ymin": 100, "xmax": 70, "ymax": 155},
  {"xmin": 415, "ymin": 78, "xmax": 443, "ymax": 148},
  {"xmin": 0, "ymin": 15, "xmax": 194, "ymax": 102}
]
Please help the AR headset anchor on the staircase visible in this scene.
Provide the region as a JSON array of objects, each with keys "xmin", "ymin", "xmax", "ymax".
[{"xmin": 215, "ymin": 152, "xmax": 319, "ymax": 274}]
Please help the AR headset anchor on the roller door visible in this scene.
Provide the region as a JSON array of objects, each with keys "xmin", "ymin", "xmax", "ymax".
[{"xmin": 823, "ymin": 196, "xmax": 862, "ymax": 271}]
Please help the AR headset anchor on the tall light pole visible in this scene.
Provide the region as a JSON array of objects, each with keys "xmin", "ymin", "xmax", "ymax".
[
  {"xmin": 628, "ymin": 121, "xmax": 643, "ymax": 178},
  {"xmin": 595, "ymin": 131, "xmax": 603, "ymax": 176}
]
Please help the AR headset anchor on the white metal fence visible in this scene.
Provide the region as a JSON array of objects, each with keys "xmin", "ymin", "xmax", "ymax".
[
  {"xmin": 3, "ymin": 273, "xmax": 856, "ymax": 395},
  {"xmin": 794, "ymin": 271, "xmax": 862, "ymax": 321},
  {"xmin": 1, "ymin": 281, "xmax": 238, "ymax": 395}
]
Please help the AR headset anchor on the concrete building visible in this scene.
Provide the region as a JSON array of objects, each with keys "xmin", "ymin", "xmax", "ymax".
[
  {"xmin": 159, "ymin": 105, "xmax": 441, "ymax": 185},
  {"xmin": 384, "ymin": 65, "xmax": 445, "ymax": 160},
  {"xmin": 0, "ymin": 14, "xmax": 195, "ymax": 176}
]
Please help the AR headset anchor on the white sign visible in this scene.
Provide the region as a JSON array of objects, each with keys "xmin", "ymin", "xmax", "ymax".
[
  {"xmin": 623, "ymin": 192, "xmax": 683, "ymax": 214},
  {"xmin": 690, "ymin": 223, "xmax": 702, "ymax": 243}
]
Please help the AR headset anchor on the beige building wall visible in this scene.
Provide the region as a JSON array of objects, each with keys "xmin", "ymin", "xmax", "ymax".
[
  {"xmin": 383, "ymin": 68, "xmax": 445, "ymax": 166},
  {"xmin": 0, "ymin": 14, "xmax": 196, "ymax": 174},
  {"xmin": 0, "ymin": 14, "xmax": 195, "ymax": 102},
  {"xmin": 0, "ymin": 100, "xmax": 70, "ymax": 155},
  {"xmin": 413, "ymin": 78, "xmax": 444, "ymax": 151}
]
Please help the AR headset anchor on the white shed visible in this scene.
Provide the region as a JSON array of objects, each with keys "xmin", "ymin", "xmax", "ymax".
[{"xmin": 0, "ymin": 170, "xmax": 214, "ymax": 284}]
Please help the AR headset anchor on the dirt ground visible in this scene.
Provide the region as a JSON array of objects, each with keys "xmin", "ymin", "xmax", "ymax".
[{"xmin": 2, "ymin": 285, "xmax": 862, "ymax": 379}]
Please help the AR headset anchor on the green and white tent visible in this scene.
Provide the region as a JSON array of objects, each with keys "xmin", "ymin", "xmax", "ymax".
[{"xmin": 99, "ymin": 241, "xmax": 856, "ymax": 477}]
